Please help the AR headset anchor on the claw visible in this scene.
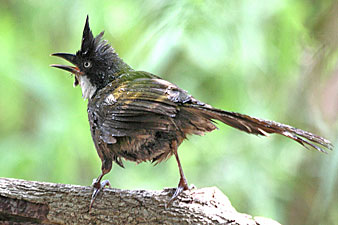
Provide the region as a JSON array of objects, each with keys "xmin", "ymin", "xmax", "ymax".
[
  {"xmin": 166, "ymin": 186, "xmax": 184, "ymax": 208},
  {"xmin": 89, "ymin": 179, "xmax": 111, "ymax": 211},
  {"xmin": 166, "ymin": 176, "xmax": 189, "ymax": 208}
]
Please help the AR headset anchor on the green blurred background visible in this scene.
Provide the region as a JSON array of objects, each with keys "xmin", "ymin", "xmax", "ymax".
[{"xmin": 0, "ymin": 0, "xmax": 337, "ymax": 224}]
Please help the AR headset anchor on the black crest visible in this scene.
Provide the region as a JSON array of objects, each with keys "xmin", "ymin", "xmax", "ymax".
[
  {"xmin": 81, "ymin": 15, "xmax": 94, "ymax": 55},
  {"xmin": 79, "ymin": 16, "xmax": 115, "ymax": 61}
]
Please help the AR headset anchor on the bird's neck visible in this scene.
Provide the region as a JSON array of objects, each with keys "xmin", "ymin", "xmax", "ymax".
[
  {"xmin": 111, "ymin": 54, "xmax": 133, "ymax": 73},
  {"xmin": 83, "ymin": 55, "xmax": 133, "ymax": 100},
  {"xmin": 101, "ymin": 55, "xmax": 133, "ymax": 87}
]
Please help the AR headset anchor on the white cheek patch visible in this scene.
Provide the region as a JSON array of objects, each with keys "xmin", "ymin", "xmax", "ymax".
[{"xmin": 78, "ymin": 76, "xmax": 97, "ymax": 99}]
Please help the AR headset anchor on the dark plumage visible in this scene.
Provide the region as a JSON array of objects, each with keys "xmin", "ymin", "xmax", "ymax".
[{"xmin": 51, "ymin": 16, "xmax": 333, "ymax": 210}]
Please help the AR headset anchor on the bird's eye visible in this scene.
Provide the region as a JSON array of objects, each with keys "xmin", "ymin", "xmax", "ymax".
[{"xmin": 83, "ymin": 61, "xmax": 91, "ymax": 68}]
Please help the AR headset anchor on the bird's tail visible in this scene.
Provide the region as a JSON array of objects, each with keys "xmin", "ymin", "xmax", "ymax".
[{"xmin": 187, "ymin": 105, "xmax": 333, "ymax": 153}]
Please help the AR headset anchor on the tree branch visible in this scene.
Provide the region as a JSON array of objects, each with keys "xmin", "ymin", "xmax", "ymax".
[{"xmin": 0, "ymin": 178, "xmax": 280, "ymax": 224}]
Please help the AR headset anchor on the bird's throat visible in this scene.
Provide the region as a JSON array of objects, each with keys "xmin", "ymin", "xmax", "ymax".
[{"xmin": 78, "ymin": 75, "xmax": 97, "ymax": 100}]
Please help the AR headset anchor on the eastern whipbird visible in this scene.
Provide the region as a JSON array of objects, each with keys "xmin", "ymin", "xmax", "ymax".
[{"xmin": 51, "ymin": 16, "xmax": 333, "ymax": 210}]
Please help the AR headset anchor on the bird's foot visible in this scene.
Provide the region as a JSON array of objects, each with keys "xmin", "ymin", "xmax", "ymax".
[
  {"xmin": 89, "ymin": 179, "xmax": 111, "ymax": 211},
  {"xmin": 166, "ymin": 177, "xmax": 191, "ymax": 208}
]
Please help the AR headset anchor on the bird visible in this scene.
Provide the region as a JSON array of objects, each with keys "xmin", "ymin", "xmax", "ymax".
[{"xmin": 51, "ymin": 16, "xmax": 333, "ymax": 210}]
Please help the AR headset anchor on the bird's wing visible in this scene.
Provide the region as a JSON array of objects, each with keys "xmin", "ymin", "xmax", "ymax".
[{"xmin": 89, "ymin": 72, "xmax": 194, "ymax": 139}]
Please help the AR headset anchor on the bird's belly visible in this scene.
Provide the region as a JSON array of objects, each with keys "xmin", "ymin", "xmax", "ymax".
[{"xmin": 114, "ymin": 131, "xmax": 181, "ymax": 164}]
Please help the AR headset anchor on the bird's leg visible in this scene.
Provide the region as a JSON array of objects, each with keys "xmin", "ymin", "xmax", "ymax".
[
  {"xmin": 89, "ymin": 159, "xmax": 112, "ymax": 211},
  {"xmin": 167, "ymin": 142, "xmax": 189, "ymax": 207},
  {"xmin": 90, "ymin": 173, "xmax": 111, "ymax": 210}
]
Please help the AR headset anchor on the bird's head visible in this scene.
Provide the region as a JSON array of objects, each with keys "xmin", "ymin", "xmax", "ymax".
[{"xmin": 51, "ymin": 16, "xmax": 130, "ymax": 99}]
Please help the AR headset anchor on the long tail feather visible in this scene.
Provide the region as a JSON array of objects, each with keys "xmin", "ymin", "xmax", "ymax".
[{"xmin": 188, "ymin": 105, "xmax": 333, "ymax": 153}]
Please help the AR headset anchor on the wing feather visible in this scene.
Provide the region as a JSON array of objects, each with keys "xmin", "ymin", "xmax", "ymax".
[{"xmin": 89, "ymin": 74, "xmax": 189, "ymax": 139}]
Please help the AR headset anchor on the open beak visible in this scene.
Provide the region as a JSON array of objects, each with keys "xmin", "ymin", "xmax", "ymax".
[
  {"xmin": 50, "ymin": 53, "xmax": 82, "ymax": 75},
  {"xmin": 51, "ymin": 53, "xmax": 83, "ymax": 86}
]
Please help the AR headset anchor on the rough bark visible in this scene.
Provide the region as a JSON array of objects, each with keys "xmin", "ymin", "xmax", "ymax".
[{"xmin": 0, "ymin": 178, "xmax": 280, "ymax": 225}]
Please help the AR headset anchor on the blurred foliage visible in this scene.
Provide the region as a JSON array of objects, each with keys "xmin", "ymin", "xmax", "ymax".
[{"xmin": 0, "ymin": 0, "xmax": 337, "ymax": 224}]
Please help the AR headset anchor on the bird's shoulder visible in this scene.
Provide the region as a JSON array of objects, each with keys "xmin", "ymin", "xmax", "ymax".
[{"xmin": 89, "ymin": 70, "xmax": 196, "ymax": 110}]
